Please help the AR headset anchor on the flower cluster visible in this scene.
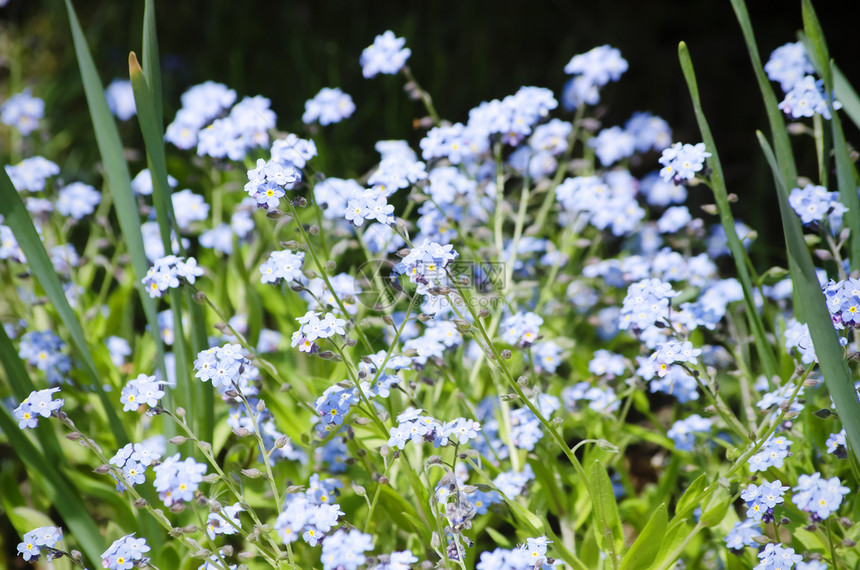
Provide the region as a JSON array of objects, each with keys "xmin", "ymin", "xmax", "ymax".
[
  {"xmin": 563, "ymin": 45, "xmax": 628, "ymax": 108},
  {"xmin": 755, "ymin": 543, "xmax": 802, "ymax": 570},
  {"xmin": 274, "ymin": 475, "xmax": 344, "ymax": 545},
  {"xmin": 16, "ymin": 526, "xmax": 62, "ymax": 562},
  {"xmin": 667, "ymin": 414, "xmax": 712, "ymax": 451},
  {"xmin": 360, "ymin": 30, "xmax": 411, "ymax": 78},
  {"xmin": 120, "ymin": 373, "xmax": 165, "ymax": 412},
  {"xmin": 303, "ymin": 87, "xmax": 356, "ymax": 125},
  {"xmin": 765, "ymin": 41, "xmax": 814, "ymax": 93},
  {"xmin": 658, "ymin": 142, "xmax": 711, "ymax": 184},
  {"xmin": 387, "ymin": 408, "xmax": 482, "ymax": 449},
  {"xmin": 320, "ymin": 529, "xmax": 374, "ymax": 570},
  {"xmin": 165, "ymin": 81, "xmax": 275, "ymax": 160},
  {"xmin": 206, "ymin": 503, "xmax": 244, "ymax": 540},
  {"xmin": 476, "ymin": 536, "xmax": 556, "ymax": 569},
  {"xmin": 291, "ymin": 311, "xmax": 348, "ymax": 353},
  {"xmin": 788, "ymin": 183, "xmax": 847, "ymax": 226},
  {"xmin": 791, "ymin": 473, "xmax": 851, "ymax": 520},
  {"xmin": 1, "ymin": 88, "xmax": 44, "ymax": 135},
  {"xmin": 101, "ymin": 534, "xmax": 151, "ymax": 570},
  {"xmin": 194, "ymin": 343, "xmax": 259, "ymax": 396},
  {"xmin": 748, "ymin": 434, "xmax": 793, "ymax": 472},
  {"xmin": 152, "ymin": 453, "xmax": 207, "ymax": 507},
  {"xmin": 5, "ymin": 156, "xmax": 59, "ymax": 192},
  {"xmin": 105, "ymin": 79, "xmax": 137, "ymax": 120},
  {"xmin": 741, "ymin": 480, "xmax": 788, "ymax": 522},
  {"xmin": 823, "ymin": 278, "xmax": 860, "ymax": 329},
  {"xmin": 259, "ymin": 249, "xmax": 305, "ymax": 284},
  {"xmin": 393, "ymin": 239, "xmax": 458, "ymax": 293},
  {"xmin": 13, "ymin": 387, "xmax": 64, "ymax": 429},
  {"xmin": 142, "ymin": 255, "xmax": 204, "ymax": 298},
  {"xmin": 109, "ymin": 442, "xmax": 162, "ymax": 492},
  {"xmin": 56, "ymin": 181, "xmax": 101, "ymax": 220},
  {"xmin": 779, "ymin": 75, "xmax": 840, "ymax": 120},
  {"xmin": 619, "ymin": 278, "xmax": 678, "ymax": 331}
]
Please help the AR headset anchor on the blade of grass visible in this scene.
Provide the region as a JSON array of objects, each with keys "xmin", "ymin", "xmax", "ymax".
[
  {"xmin": 677, "ymin": 41, "xmax": 778, "ymax": 379},
  {"xmin": 142, "ymin": 0, "xmax": 163, "ymax": 126},
  {"xmin": 798, "ymin": 0, "xmax": 860, "ymax": 270},
  {"xmin": 0, "ymin": 168, "xmax": 128, "ymax": 445},
  {"xmin": 63, "ymin": 0, "xmax": 167, "ymax": 381},
  {"xmin": 728, "ymin": 0, "xmax": 798, "ymax": 186},
  {"xmin": 0, "ymin": 405, "xmax": 103, "ymax": 566},
  {"xmin": 833, "ymin": 65, "xmax": 860, "ymax": 131},
  {"xmin": 757, "ymin": 132, "xmax": 860, "ymax": 466},
  {"xmin": 129, "ymin": 52, "xmax": 213, "ymax": 442}
]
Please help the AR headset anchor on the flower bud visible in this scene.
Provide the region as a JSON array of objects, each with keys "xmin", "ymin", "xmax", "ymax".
[{"xmin": 241, "ymin": 468, "xmax": 264, "ymax": 479}]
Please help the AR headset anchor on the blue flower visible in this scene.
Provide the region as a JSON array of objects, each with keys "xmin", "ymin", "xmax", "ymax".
[
  {"xmin": 361, "ymin": 31, "xmax": 411, "ymax": 78},
  {"xmin": 1, "ymin": 88, "xmax": 44, "ymax": 135}
]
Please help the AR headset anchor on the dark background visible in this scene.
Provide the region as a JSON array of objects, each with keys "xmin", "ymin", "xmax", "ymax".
[{"xmin": 2, "ymin": 0, "xmax": 859, "ymax": 264}]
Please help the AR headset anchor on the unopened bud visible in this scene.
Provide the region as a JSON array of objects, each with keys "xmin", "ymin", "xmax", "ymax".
[
  {"xmin": 169, "ymin": 436, "xmax": 188, "ymax": 445},
  {"xmin": 517, "ymin": 375, "xmax": 528, "ymax": 386},
  {"xmin": 309, "ymin": 225, "xmax": 320, "ymax": 236},
  {"xmin": 256, "ymin": 399, "xmax": 266, "ymax": 412},
  {"xmin": 193, "ymin": 291, "xmax": 207, "ymax": 303},
  {"xmin": 814, "ymin": 249, "xmax": 832, "ymax": 261},
  {"xmin": 383, "ymin": 315, "xmax": 395, "ymax": 325},
  {"xmin": 66, "ymin": 432, "xmax": 81, "ymax": 441},
  {"xmin": 500, "ymin": 349, "xmax": 512, "ymax": 359},
  {"xmin": 183, "ymin": 525, "xmax": 199, "ymax": 534},
  {"xmin": 209, "ymin": 500, "xmax": 222, "ymax": 512},
  {"xmin": 396, "ymin": 248, "xmax": 411, "ymax": 258},
  {"xmin": 176, "ymin": 407, "xmax": 186, "ymax": 418},
  {"xmin": 233, "ymin": 428, "xmax": 251, "ymax": 437},
  {"xmin": 379, "ymin": 476, "xmax": 389, "ymax": 485},
  {"xmin": 700, "ymin": 204, "xmax": 718, "ymax": 215},
  {"xmin": 275, "ymin": 435, "xmax": 289, "ymax": 448},
  {"xmin": 170, "ymin": 503, "xmax": 186, "ymax": 513},
  {"xmin": 202, "ymin": 473, "xmax": 219, "ymax": 483},
  {"xmin": 169, "ymin": 527, "xmax": 184, "ymax": 538},
  {"xmin": 134, "ymin": 498, "xmax": 148, "ymax": 509},
  {"xmin": 478, "ymin": 308, "xmax": 490, "ymax": 318},
  {"xmin": 352, "ymin": 482, "xmax": 366, "ymax": 496},
  {"xmin": 241, "ymin": 468, "xmax": 264, "ymax": 479},
  {"xmin": 596, "ymin": 439, "xmax": 619, "ymax": 453},
  {"xmin": 727, "ymin": 193, "xmax": 738, "ymax": 203},
  {"xmin": 93, "ymin": 464, "xmax": 111, "ymax": 474},
  {"xmin": 813, "ymin": 408, "xmax": 832, "ymax": 419}
]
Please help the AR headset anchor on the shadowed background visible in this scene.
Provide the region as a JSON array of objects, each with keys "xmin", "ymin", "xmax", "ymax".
[{"xmin": 1, "ymin": 0, "xmax": 858, "ymax": 264}]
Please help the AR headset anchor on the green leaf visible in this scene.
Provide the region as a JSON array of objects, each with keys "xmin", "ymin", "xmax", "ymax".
[
  {"xmin": 620, "ymin": 504, "xmax": 667, "ymax": 570},
  {"xmin": 757, "ymin": 132, "xmax": 860, "ymax": 466},
  {"xmin": 0, "ymin": 167, "xmax": 127, "ymax": 445},
  {"xmin": 63, "ymin": 0, "xmax": 167, "ymax": 381},
  {"xmin": 699, "ymin": 483, "xmax": 731, "ymax": 526},
  {"xmin": 677, "ymin": 41, "xmax": 778, "ymax": 380},
  {"xmin": 673, "ymin": 473, "xmax": 707, "ymax": 521},
  {"xmin": 485, "ymin": 527, "xmax": 513, "ymax": 548},
  {"xmin": 142, "ymin": 0, "xmax": 163, "ymax": 125},
  {"xmin": 800, "ymin": 0, "xmax": 831, "ymax": 85},
  {"xmin": 589, "ymin": 460, "xmax": 623, "ymax": 567},
  {"xmin": 834, "ymin": 64, "xmax": 860, "ymax": 131}
]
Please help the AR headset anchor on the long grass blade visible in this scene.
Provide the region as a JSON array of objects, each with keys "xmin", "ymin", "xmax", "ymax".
[
  {"xmin": 0, "ymin": 167, "xmax": 128, "ymax": 444},
  {"xmin": 757, "ymin": 132, "xmax": 860, "ymax": 465},
  {"xmin": 833, "ymin": 65, "xmax": 860, "ymax": 131},
  {"xmin": 798, "ymin": 0, "xmax": 860, "ymax": 270},
  {"xmin": 129, "ymin": 53, "xmax": 212, "ymax": 441},
  {"xmin": 677, "ymin": 41, "xmax": 778, "ymax": 378},
  {"xmin": 0, "ymin": 405, "xmax": 104, "ymax": 566},
  {"xmin": 728, "ymin": 0, "xmax": 798, "ymax": 187},
  {"xmin": 63, "ymin": 0, "xmax": 167, "ymax": 380}
]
